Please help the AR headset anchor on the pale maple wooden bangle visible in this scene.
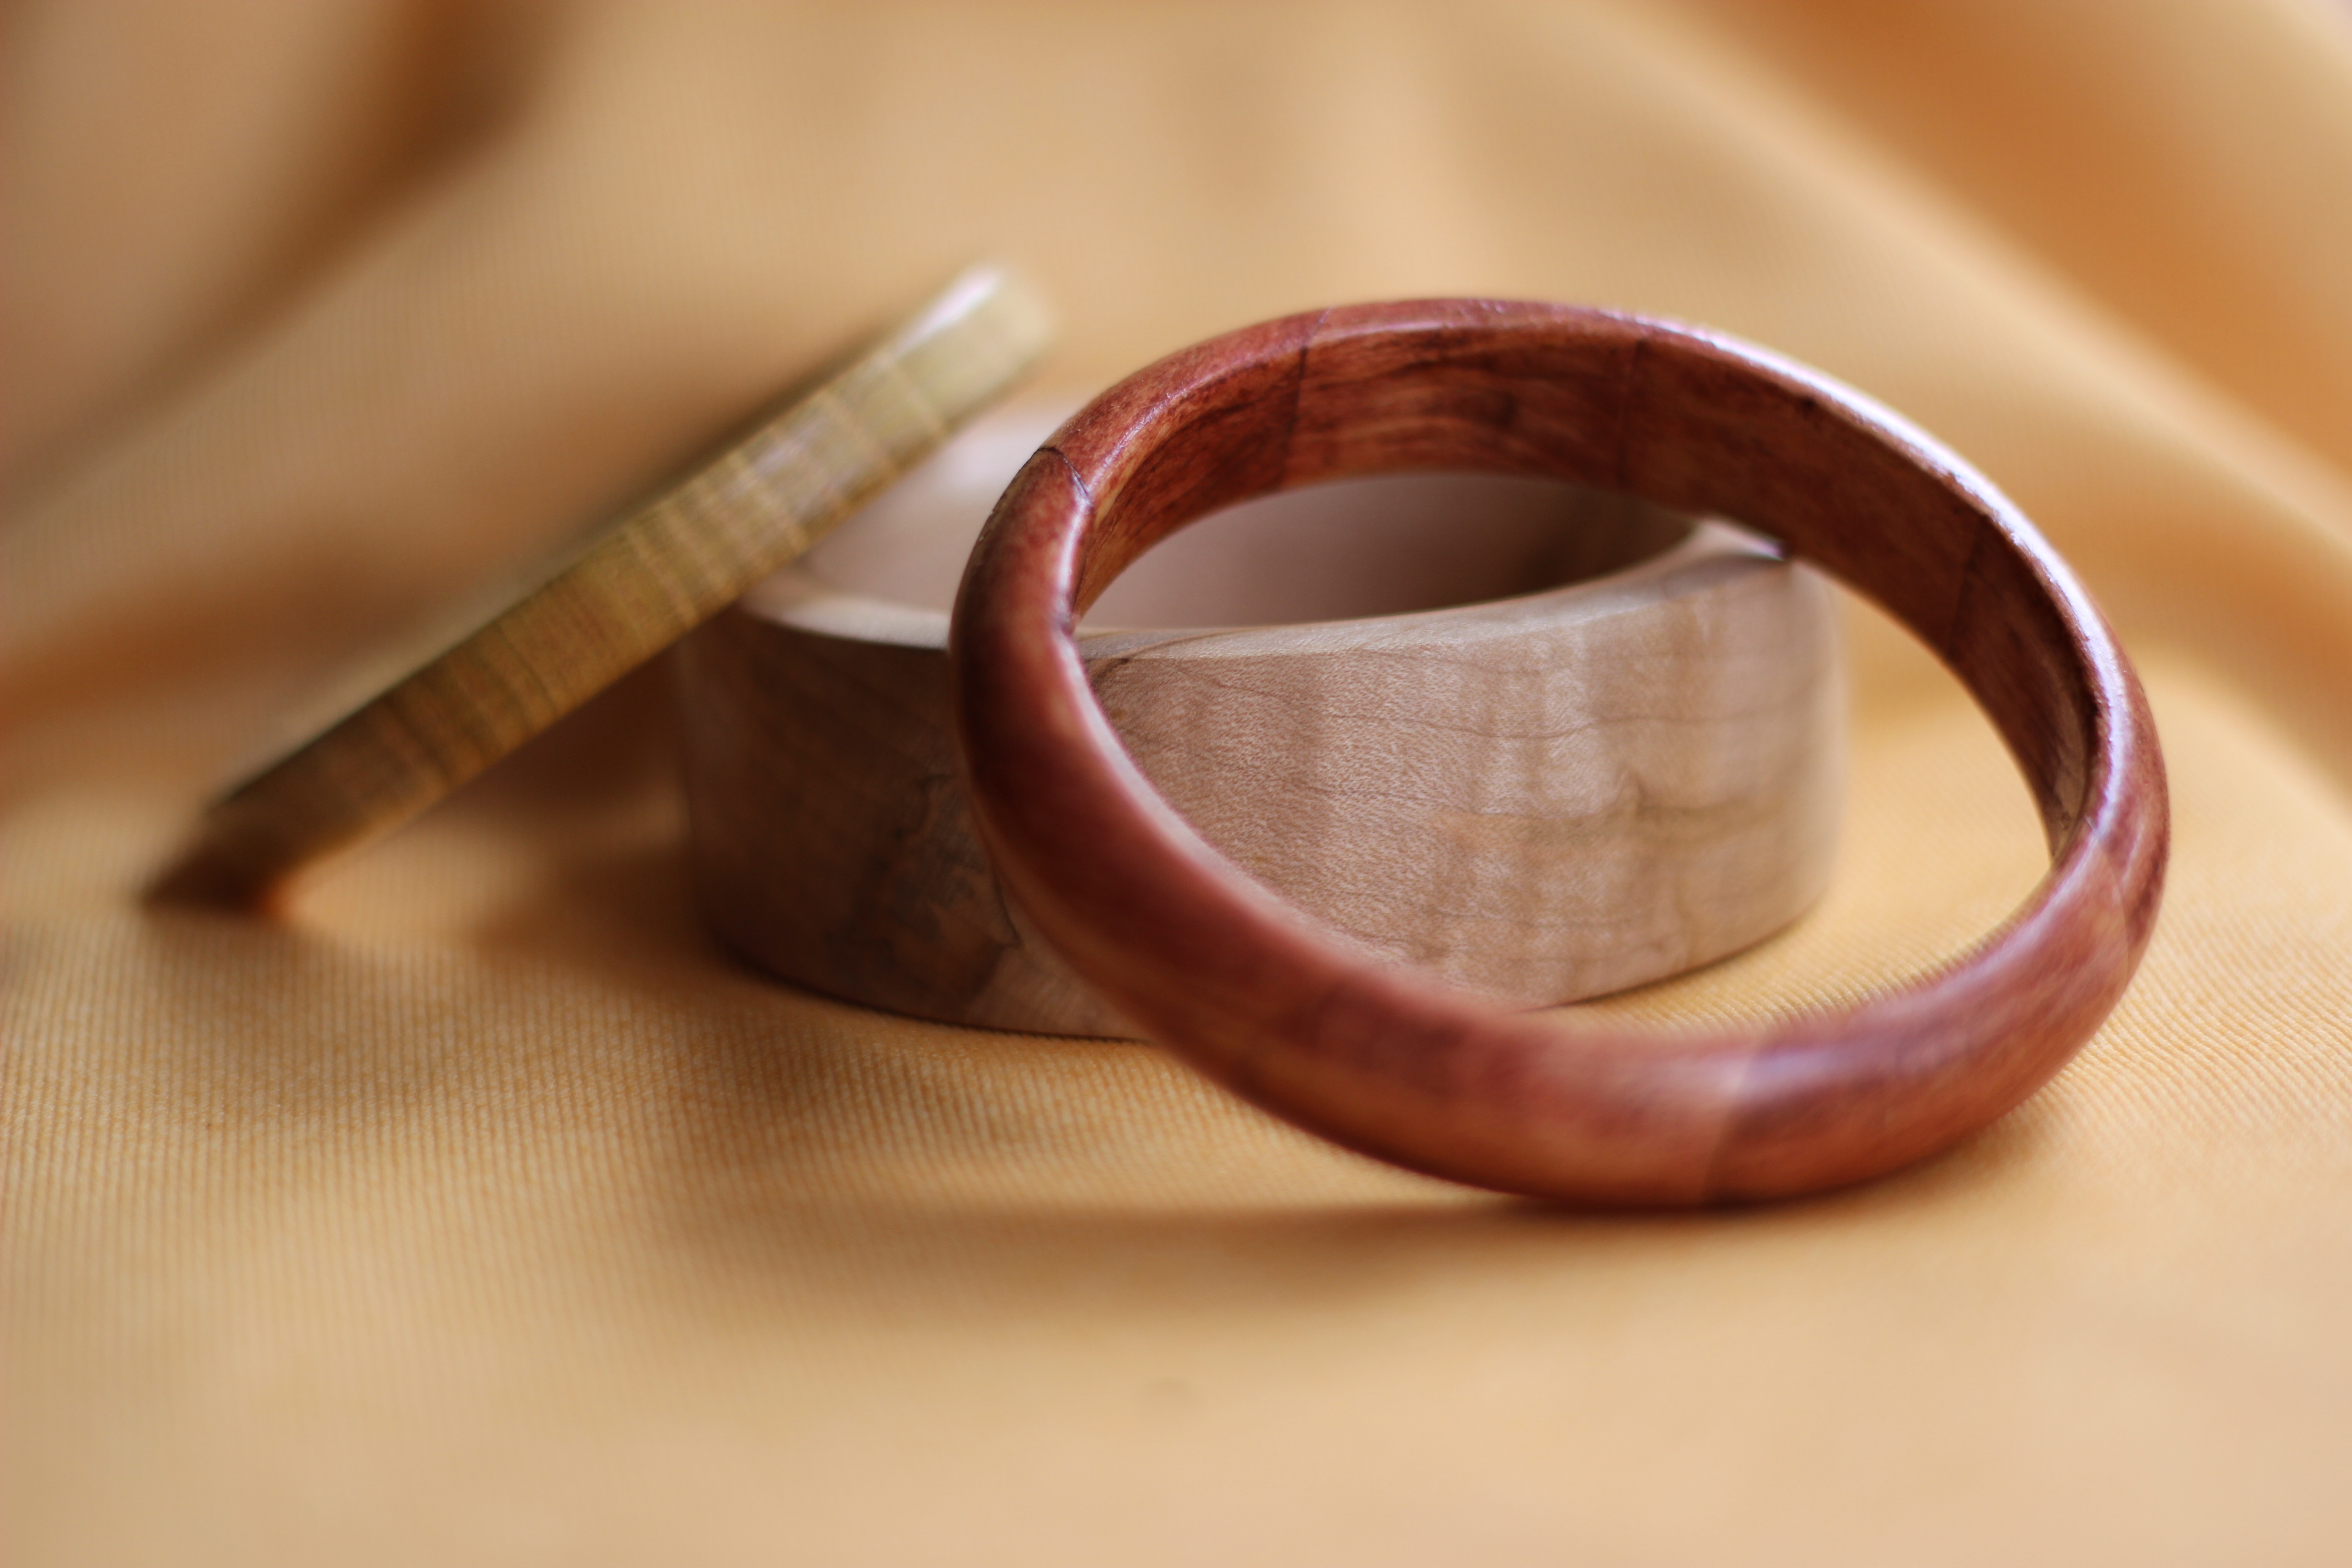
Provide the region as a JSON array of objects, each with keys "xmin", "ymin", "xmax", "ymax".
[
  {"xmin": 950, "ymin": 300, "xmax": 2170, "ymax": 1205},
  {"xmin": 677, "ymin": 413, "xmax": 1842, "ymax": 1036}
]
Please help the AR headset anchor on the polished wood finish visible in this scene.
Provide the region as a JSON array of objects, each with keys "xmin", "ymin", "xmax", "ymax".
[
  {"xmin": 147, "ymin": 265, "xmax": 1052, "ymax": 911},
  {"xmin": 678, "ymin": 451, "xmax": 1842, "ymax": 1035},
  {"xmin": 951, "ymin": 300, "xmax": 2169, "ymax": 1204}
]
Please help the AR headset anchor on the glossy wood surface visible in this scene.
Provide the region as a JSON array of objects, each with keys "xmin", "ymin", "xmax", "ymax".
[{"xmin": 951, "ymin": 300, "xmax": 2169, "ymax": 1204}]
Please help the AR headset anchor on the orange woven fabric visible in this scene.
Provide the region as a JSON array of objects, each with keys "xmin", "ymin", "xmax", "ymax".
[{"xmin": 6, "ymin": 4, "xmax": 2350, "ymax": 1563}]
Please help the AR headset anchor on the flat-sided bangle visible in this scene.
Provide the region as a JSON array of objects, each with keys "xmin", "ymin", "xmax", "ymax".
[
  {"xmin": 146, "ymin": 265, "xmax": 1052, "ymax": 911},
  {"xmin": 679, "ymin": 403, "xmax": 1842, "ymax": 1036},
  {"xmin": 950, "ymin": 300, "xmax": 2168, "ymax": 1205}
]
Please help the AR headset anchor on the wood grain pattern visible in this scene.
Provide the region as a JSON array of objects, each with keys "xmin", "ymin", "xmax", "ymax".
[
  {"xmin": 146, "ymin": 264, "xmax": 1053, "ymax": 910},
  {"xmin": 951, "ymin": 300, "xmax": 2169, "ymax": 1204},
  {"xmin": 678, "ymin": 447, "xmax": 1842, "ymax": 1035}
]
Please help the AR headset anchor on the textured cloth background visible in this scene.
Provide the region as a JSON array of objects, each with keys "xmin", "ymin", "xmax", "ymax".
[{"xmin": 5, "ymin": 3, "xmax": 2352, "ymax": 1563}]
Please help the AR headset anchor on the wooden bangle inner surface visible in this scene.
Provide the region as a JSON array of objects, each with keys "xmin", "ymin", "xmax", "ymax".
[
  {"xmin": 951, "ymin": 300, "xmax": 2169, "ymax": 1204},
  {"xmin": 799, "ymin": 408, "xmax": 1689, "ymax": 626}
]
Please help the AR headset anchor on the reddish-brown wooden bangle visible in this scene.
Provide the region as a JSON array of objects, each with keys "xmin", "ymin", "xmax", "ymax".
[{"xmin": 950, "ymin": 300, "xmax": 2168, "ymax": 1205}]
